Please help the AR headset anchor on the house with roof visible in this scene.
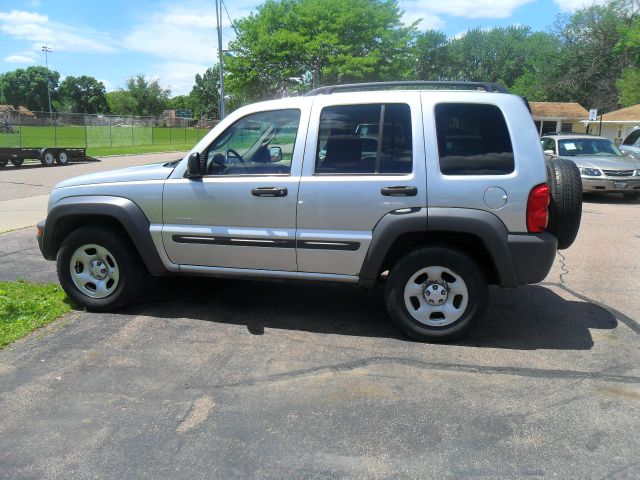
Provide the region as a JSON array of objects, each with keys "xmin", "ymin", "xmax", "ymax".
[
  {"xmin": 583, "ymin": 104, "xmax": 640, "ymax": 144},
  {"xmin": 529, "ymin": 102, "xmax": 589, "ymax": 136}
]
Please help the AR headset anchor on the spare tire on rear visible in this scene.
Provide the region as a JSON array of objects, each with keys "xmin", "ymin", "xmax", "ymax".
[{"xmin": 546, "ymin": 157, "xmax": 582, "ymax": 250}]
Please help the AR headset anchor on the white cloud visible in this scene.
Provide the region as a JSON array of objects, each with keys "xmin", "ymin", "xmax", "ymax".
[
  {"xmin": 0, "ymin": 9, "xmax": 118, "ymax": 54},
  {"xmin": 401, "ymin": 9, "xmax": 446, "ymax": 29},
  {"xmin": 399, "ymin": 0, "xmax": 535, "ymax": 20},
  {"xmin": 4, "ymin": 54, "xmax": 36, "ymax": 63},
  {"xmin": 553, "ymin": 0, "xmax": 611, "ymax": 11},
  {"xmin": 151, "ymin": 61, "xmax": 210, "ymax": 96}
]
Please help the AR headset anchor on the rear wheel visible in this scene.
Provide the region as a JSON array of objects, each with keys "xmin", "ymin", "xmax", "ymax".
[
  {"xmin": 41, "ymin": 150, "xmax": 55, "ymax": 167},
  {"xmin": 10, "ymin": 158, "xmax": 24, "ymax": 167},
  {"xmin": 56, "ymin": 150, "xmax": 69, "ymax": 165},
  {"xmin": 385, "ymin": 246, "xmax": 488, "ymax": 342},
  {"xmin": 57, "ymin": 227, "xmax": 145, "ymax": 311},
  {"xmin": 546, "ymin": 157, "xmax": 582, "ymax": 249},
  {"xmin": 0, "ymin": 158, "xmax": 7, "ymax": 168}
]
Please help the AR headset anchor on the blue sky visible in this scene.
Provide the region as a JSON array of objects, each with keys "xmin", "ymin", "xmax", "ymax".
[{"xmin": 0, "ymin": 0, "xmax": 608, "ymax": 96}]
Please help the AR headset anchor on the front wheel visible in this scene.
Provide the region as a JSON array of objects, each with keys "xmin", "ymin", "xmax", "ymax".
[
  {"xmin": 385, "ymin": 246, "xmax": 488, "ymax": 342},
  {"xmin": 57, "ymin": 227, "xmax": 145, "ymax": 311}
]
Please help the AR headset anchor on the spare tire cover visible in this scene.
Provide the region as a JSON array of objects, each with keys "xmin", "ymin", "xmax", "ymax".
[{"xmin": 546, "ymin": 157, "xmax": 582, "ymax": 250}]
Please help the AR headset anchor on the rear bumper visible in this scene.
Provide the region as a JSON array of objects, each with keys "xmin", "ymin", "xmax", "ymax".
[
  {"xmin": 582, "ymin": 177, "xmax": 640, "ymax": 193},
  {"xmin": 507, "ymin": 232, "xmax": 557, "ymax": 285}
]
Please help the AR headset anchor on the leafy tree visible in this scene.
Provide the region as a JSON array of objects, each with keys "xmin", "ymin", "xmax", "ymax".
[
  {"xmin": 123, "ymin": 74, "xmax": 170, "ymax": 116},
  {"xmin": 189, "ymin": 66, "xmax": 220, "ymax": 118},
  {"xmin": 59, "ymin": 75, "xmax": 109, "ymax": 113},
  {"xmin": 166, "ymin": 94, "xmax": 194, "ymax": 111},
  {"xmin": 105, "ymin": 91, "xmax": 136, "ymax": 115},
  {"xmin": 0, "ymin": 66, "xmax": 60, "ymax": 111},
  {"xmin": 616, "ymin": 67, "xmax": 640, "ymax": 106},
  {"xmin": 414, "ymin": 30, "xmax": 449, "ymax": 80},
  {"xmin": 226, "ymin": 0, "xmax": 416, "ymax": 101},
  {"xmin": 550, "ymin": 3, "xmax": 632, "ymax": 111}
]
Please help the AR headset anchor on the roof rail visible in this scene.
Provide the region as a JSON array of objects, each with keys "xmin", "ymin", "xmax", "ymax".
[{"xmin": 304, "ymin": 81, "xmax": 510, "ymax": 96}]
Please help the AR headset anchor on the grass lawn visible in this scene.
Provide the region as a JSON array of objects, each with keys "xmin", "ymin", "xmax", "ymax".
[
  {"xmin": 0, "ymin": 280, "xmax": 72, "ymax": 348},
  {"xmin": 87, "ymin": 143, "xmax": 192, "ymax": 157},
  {"xmin": 0, "ymin": 125, "xmax": 208, "ymax": 150}
]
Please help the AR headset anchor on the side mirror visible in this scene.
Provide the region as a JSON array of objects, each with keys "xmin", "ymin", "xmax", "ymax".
[
  {"xmin": 544, "ymin": 149, "xmax": 554, "ymax": 155},
  {"xmin": 186, "ymin": 152, "xmax": 202, "ymax": 178},
  {"xmin": 269, "ymin": 146, "xmax": 283, "ymax": 162}
]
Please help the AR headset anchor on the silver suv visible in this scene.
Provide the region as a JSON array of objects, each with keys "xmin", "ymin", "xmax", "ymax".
[{"xmin": 37, "ymin": 82, "xmax": 581, "ymax": 341}]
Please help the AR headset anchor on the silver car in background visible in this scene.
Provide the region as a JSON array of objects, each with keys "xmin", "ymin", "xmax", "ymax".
[
  {"xmin": 620, "ymin": 128, "xmax": 640, "ymax": 159},
  {"xmin": 541, "ymin": 133, "xmax": 640, "ymax": 200}
]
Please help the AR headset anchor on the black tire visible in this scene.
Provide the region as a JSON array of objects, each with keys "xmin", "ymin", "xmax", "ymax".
[
  {"xmin": 385, "ymin": 246, "xmax": 488, "ymax": 342},
  {"xmin": 55, "ymin": 150, "xmax": 69, "ymax": 165},
  {"xmin": 10, "ymin": 157, "xmax": 24, "ymax": 167},
  {"xmin": 0, "ymin": 158, "xmax": 7, "ymax": 168},
  {"xmin": 546, "ymin": 157, "xmax": 582, "ymax": 250},
  {"xmin": 41, "ymin": 149, "xmax": 55, "ymax": 167},
  {"xmin": 57, "ymin": 226, "xmax": 145, "ymax": 312},
  {"xmin": 623, "ymin": 191, "xmax": 640, "ymax": 200}
]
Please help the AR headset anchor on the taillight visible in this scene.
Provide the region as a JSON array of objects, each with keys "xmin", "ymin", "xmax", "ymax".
[{"xmin": 527, "ymin": 183, "xmax": 549, "ymax": 233}]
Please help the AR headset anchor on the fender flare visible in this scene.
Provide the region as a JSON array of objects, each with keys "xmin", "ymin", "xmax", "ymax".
[
  {"xmin": 41, "ymin": 195, "xmax": 167, "ymax": 274},
  {"xmin": 358, "ymin": 207, "xmax": 519, "ymax": 288}
]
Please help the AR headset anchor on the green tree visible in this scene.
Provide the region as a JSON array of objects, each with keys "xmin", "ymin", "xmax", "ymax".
[
  {"xmin": 226, "ymin": 0, "xmax": 416, "ymax": 101},
  {"xmin": 616, "ymin": 68, "xmax": 640, "ymax": 106},
  {"xmin": 59, "ymin": 75, "xmax": 109, "ymax": 113},
  {"xmin": 166, "ymin": 94, "xmax": 194, "ymax": 111},
  {"xmin": 0, "ymin": 66, "xmax": 60, "ymax": 111},
  {"xmin": 105, "ymin": 90, "xmax": 136, "ymax": 115},
  {"xmin": 189, "ymin": 66, "xmax": 220, "ymax": 118},
  {"xmin": 123, "ymin": 74, "xmax": 170, "ymax": 116},
  {"xmin": 414, "ymin": 30, "xmax": 449, "ymax": 80},
  {"xmin": 551, "ymin": 3, "xmax": 632, "ymax": 111}
]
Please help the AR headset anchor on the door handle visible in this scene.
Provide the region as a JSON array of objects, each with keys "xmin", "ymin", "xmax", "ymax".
[
  {"xmin": 251, "ymin": 187, "xmax": 288, "ymax": 197},
  {"xmin": 381, "ymin": 186, "xmax": 417, "ymax": 197}
]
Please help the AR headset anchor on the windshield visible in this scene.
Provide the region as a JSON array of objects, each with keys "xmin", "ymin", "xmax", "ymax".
[{"xmin": 558, "ymin": 138, "xmax": 624, "ymax": 157}]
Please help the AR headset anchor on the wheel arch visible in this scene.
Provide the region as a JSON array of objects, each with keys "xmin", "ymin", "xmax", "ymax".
[
  {"xmin": 358, "ymin": 207, "xmax": 519, "ymax": 288},
  {"xmin": 42, "ymin": 195, "xmax": 167, "ymax": 275}
]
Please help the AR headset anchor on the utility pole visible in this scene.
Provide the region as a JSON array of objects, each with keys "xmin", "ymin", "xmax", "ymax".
[
  {"xmin": 41, "ymin": 46, "xmax": 53, "ymax": 115},
  {"xmin": 215, "ymin": 0, "xmax": 225, "ymax": 119}
]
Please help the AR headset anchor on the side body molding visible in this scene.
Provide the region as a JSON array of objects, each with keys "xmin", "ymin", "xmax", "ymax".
[
  {"xmin": 358, "ymin": 207, "xmax": 521, "ymax": 288},
  {"xmin": 41, "ymin": 195, "xmax": 167, "ymax": 274}
]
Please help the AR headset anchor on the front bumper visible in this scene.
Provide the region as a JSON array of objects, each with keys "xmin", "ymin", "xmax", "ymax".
[
  {"xmin": 36, "ymin": 220, "xmax": 45, "ymax": 256},
  {"xmin": 582, "ymin": 177, "xmax": 640, "ymax": 193},
  {"xmin": 507, "ymin": 232, "xmax": 557, "ymax": 285}
]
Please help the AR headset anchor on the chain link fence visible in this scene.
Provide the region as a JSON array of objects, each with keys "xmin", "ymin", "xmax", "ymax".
[{"xmin": 0, "ymin": 111, "xmax": 219, "ymax": 150}]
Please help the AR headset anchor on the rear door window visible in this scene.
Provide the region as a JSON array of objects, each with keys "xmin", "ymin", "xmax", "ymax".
[
  {"xmin": 435, "ymin": 103, "xmax": 514, "ymax": 175},
  {"xmin": 315, "ymin": 103, "xmax": 412, "ymax": 175}
]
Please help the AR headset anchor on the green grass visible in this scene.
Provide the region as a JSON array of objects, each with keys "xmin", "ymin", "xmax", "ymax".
[
  {"xmin": 0, "ymin": 280, "xmax": 72, "ymax": 348},
  {"xmin": 0, "ymin": 125, "xmax": 208, "ymax": 149},
  {"xmin": 87, "ymin": 143, "xmax": 192, "ymax": 157}
]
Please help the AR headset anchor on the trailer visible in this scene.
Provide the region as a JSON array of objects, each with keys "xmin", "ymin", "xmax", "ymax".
[{"xmin": 0, "ymin": 147, "xmax": 87, "ymax": 168}]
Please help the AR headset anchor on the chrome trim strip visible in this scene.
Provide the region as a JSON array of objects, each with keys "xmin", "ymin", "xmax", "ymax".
[
  {"xmin": 178, "ymin": 265, "xmax": 359, "ymax": 283},
  {"xmin": 172, "ymin": 234, "xmax": 360, "ymax": 251}
]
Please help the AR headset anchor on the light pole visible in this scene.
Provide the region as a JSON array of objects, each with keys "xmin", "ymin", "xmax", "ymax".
[
  {"xmin": 41, "ymin": 46, "xmax": 52, "ymax": 115},
  {"xmin": 214, "ymin": 0, "xmax": 226, "ymax": 119}
]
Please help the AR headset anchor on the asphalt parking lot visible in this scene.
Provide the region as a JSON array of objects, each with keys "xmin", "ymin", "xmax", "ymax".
[{"xmin": 0, "ymin": 157, "xmax": 639, "ymax": 479}]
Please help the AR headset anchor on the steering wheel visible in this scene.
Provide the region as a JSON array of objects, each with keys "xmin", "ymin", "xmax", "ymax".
[{"xmin": 226, "ymin": 148, "xmax": 244, "ymax": 163}]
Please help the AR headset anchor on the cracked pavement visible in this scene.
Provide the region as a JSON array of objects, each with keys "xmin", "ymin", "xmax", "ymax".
[{"xmin": 0, "ymin": 193, "xmax": 639, "ymax": 479}]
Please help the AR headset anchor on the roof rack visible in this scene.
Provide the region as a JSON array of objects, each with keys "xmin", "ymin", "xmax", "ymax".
[{"xmin": 304, "ymin": 81, "xmax": 510, "ymax": 96}]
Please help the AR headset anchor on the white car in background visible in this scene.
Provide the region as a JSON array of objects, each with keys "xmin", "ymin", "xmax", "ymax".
[
  {"xmin": 620, "ymin": 128, "xmax": 640, "ymax": 159},
  {"xmin": 541, "ymin": 133, "xmax": 640, "ymax": 200}
]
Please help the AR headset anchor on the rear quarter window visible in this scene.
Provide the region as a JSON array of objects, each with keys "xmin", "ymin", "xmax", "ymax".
[{"xmin": 435, "ymin": 103, "xmax": 514, "ymax": 175}]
